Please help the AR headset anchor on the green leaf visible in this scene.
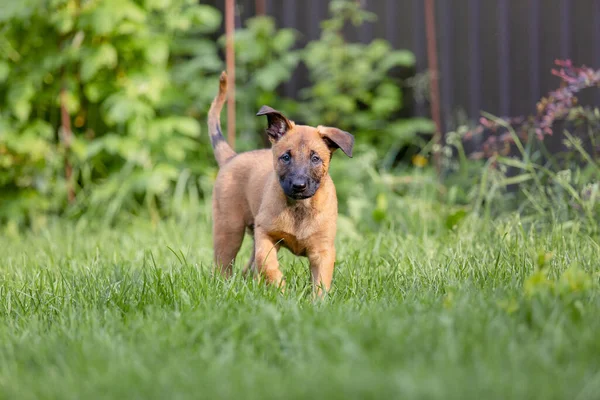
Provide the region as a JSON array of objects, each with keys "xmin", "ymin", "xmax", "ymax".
[
  {"xmin": 246, "ymin": 16, "xmax": 276, "ymax": 36},
  {"xmin": 0, "ymin": 62, "xmax": 10, "ymax": 83},
  {"xmin": 9, "ymin": 131, "xmax": 52, "ymax": 160},
  {"xmin": 145, "ymin": 38, "xmax": 169, "ymax": 65},
  {"xmin": 372, "ymin": 192, "xmax": 388, "ymax": 222},
  {"xmin": 148, "ymin": 117, "xmax": 200, "ymax": 140},
  {"xmin": 50, "ymin": 7, "xmax": 75, "ymax": 34},
  {"xmin": 119, "ymin": 1, "xmax": 146, "ymax": 24},
  {"xmin": 499, "ymin": 174, "xmax": 534, "ymax": 186},
  {"xmin": 81, "ymin": 3, "xmax": 115, "ymax": 34},
  {"xmin": 378, "ymin": 50, "xmax": 416, "ymax": 71},
  {"xmin": 186, "ymin": 5, "xmax": 221, "ymax": 33},
  {"xmin": 445, "ymin": 209, "xmax": 467, "ymax": 230},
  {"xmin": 172, "ymin": 117, "xmax": 200, "ymax": 138},
  {"xmin": 84, "ymin": 82, "xmax": 105, "ymax": 103},
  {"xmin": 253, "ymin": 61, "xmax": 290, "ymax": 91},
  {"xmin": 8, "ymin": 82, "xmax": 35, "ymax": 122},
  {"xmin": 164, "ymin": 142, "xmax": 186, "ymax": 162},
  {"xmin": 558, "ymin": 264, "xmax": 593, "ymax": 294},
  {"xmin": 103, "ymin": 93, "xmax": 155, "ymax": 125},
  {"xmin": 81, "ymin": 43, "xmax": 118, "ymax": 82},
  {"xmin": 366, "ymin": 39, "xmax": 391, "ymax": 60},
  {"xmin": 272, "ymin": 29, "xmax": 296, "ymax": 53},
  {"xmin": 372, "ymin": 82, "xmax": 402, "ymax": 116},
  {"xmin": 0, "ymin": 0, "xmax": 37, "ymax": 22},
  {"xmin": 145, "ymin": 0, "xmax": 172, "ymax": 11},
  {"xmin": 524, "ymin": 270, "xmax": 553, "ymax": 297},
  {"xmin": 389, "ymin": 118, "xmax": 436, "ymax": 139},
  {"xmin": 81, "ymin": 0, "xmax": 146, "ymax": 35},
  {"xmin": 126, "ymin": 70, "xmax": 169, "ymax": 104},
  {"xmin": 497, "ymin": 157, "xmax": 531, "ymax": 170},
  {"xmin": 22, "ymin": 120, "xmax": 54, "ymax": 140},
  {"xmin": 59, "ymin": 90, "xmax": 81, "ymax": 115}
]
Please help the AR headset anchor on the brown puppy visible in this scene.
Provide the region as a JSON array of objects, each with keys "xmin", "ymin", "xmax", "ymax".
[{"xmin": 207, "ymin": 72, "xmax": 354, "ymax": 295}]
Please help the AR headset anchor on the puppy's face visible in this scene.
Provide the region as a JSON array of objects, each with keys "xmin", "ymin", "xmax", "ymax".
[
  {"xmin": 272, "ymin": 126, "xmax": 331, "ymax": 200},
  {"xmin": 257, "ymin": 106, "xmax": 354, "ymax": 200}
]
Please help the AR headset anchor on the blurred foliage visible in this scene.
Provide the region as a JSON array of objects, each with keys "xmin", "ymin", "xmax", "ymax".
[
  {"xmin": 439, "ymin": 62, "xmax": 599, "ymax": 233},
  {"xmin": 0, "ymin": 0, "xmax": 223, "ymax": 225},
  {"xmin": 220, "ymin": 16, "xmax": 300, "ymax": 151},
  {"xmin": 0, "ymin": 0, "xmax": 431, "ymax": 228},
  {"xmin": 301, "ymin": 0, "xmax": 435, "ymax": 166},
  {"xmin": 0, "ymin": 0, "xmax": 597, "ymax": 236}
]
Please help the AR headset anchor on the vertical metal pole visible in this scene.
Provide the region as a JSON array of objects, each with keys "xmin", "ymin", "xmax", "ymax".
[
  {"xmin": 255, "ymin": 0, "xmax": 266, "ymax": 15},
  {"xmin": 424, "ymin": 0, "xmax": 442, "ymax": 173},
  {"xmin": 225, "ymin": 0, "xmax": 236, "ymax": 149},
  {"xmin": 440, "ymin": 0, "xmax": 453, "ymax": 132},
  {"xmin": 412, "ymin": 0, "xmax": 426, "ymax": 117}
]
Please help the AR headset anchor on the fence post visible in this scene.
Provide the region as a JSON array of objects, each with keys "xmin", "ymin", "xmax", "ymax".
[
  {"xmin": 255, "ymin": 0, "xmax": 266, "ymax": 15},
  {"xmin": 225, "ymin": 0, "xmax": 236, "ymax": 149},
  {"xmin": 424, "ymin": 0, "xmax": 442, "ymax": 174}
]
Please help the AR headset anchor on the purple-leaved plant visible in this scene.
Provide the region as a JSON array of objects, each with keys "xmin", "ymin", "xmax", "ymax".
[{"xmin": 467, "ymin": 60, "xmax": 600, "ymax": 160}]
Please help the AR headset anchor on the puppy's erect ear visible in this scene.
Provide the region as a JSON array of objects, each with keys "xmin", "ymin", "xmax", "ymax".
[
  {"xmin": 256, "ymin": 106, "xmax": 292, "ymax": 143},
  {"xmin": 318, "ymin": 126, "xmax": 354, "ymax": 158}
]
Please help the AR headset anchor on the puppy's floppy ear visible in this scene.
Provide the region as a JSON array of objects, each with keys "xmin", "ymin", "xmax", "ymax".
[
  {"xmin": 256, "ymin": 106, "xmax": 293, "ymax": 142},
  {"xmin": 317, "ymin": 126, "xmax": 354, "ymax": 158}
]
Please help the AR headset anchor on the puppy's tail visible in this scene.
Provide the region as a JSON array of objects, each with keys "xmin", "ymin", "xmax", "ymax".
[{"xmin": 207, "ymin": 71, "xmax": 236, "ymax": 167}]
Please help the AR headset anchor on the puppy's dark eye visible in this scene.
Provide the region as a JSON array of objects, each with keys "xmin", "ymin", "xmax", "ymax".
[
  {"xmin": 311, "ymin": 154, "xmax": 321, "ymax": 164},
  {"xmin": 280, "ymin": 153, "xmax": 291, "ymax": 163}
]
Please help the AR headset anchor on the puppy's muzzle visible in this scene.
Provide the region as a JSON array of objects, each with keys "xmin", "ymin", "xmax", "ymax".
[
  {"xmin": 282, "ymin": 175, "xmax": 318, "ymax": 200},
  {"xmin": 291, "ymin": 179, "xmax": 307, "ymax": 192}
]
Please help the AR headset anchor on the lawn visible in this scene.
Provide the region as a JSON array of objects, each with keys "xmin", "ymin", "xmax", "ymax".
[{"xmin": 1, "ymin": 197, "xmax": 599, "ymax": 399}]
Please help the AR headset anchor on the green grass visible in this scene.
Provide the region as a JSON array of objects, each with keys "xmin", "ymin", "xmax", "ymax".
[{"xmin": 1, "ymin": 205, "xmax": 599, "ymax": 399}]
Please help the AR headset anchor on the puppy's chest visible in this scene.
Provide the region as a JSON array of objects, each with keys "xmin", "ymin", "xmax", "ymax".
[{"xmin": 268, "ymin": 207, "xmax": 324, "ymax": 255}]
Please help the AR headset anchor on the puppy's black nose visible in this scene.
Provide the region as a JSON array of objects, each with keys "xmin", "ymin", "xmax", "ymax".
[{"xmin": 292, "ymin": 180, "xmax": 307, "ymax": 191}]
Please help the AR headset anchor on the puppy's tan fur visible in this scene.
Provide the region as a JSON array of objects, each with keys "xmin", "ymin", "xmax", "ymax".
[{"xmin": 207, "ymin": 72, "xmax": 354, "ymax": 295}]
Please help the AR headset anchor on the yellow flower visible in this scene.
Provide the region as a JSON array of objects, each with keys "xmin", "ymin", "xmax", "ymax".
[{"xmin": 412, "ymin": 154, "xmax": 428, "ymax": 168}]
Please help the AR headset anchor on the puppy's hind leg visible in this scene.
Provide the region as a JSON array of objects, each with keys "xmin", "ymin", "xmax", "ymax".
[
  {"xmin": 242, "ymin": 225, "xmax": 256, "ymax": 277},
  {"xmin": 242, "ymin": 245, "xmax": 255, "ymax": 278},
  {"xmin": 213, "ymin": 219, "xmax": 245, "ymax": 278}
]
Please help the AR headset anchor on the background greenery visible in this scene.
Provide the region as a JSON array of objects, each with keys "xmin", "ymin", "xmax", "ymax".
[
  {"xmin": 0, "ymin": 0, "xmax": 431, "ymax": 228},
  {"xmin": 0, "ymin": 0, "xmax": 599, "ymax": 398}
]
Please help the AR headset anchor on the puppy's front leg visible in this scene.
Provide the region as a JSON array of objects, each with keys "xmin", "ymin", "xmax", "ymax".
[
  {"xmin": 254, "ymin": 229, "xmax": 284, "ymax": 288},
  {"xmin": 308, "ymin": 246, "xmax": 335, "ymax": 297}
]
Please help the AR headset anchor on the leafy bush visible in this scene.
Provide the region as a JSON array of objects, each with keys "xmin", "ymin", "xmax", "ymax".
[
  {"xmin": 0, "ymin": 0, "xmax": 428, "ymax": 228},
  {"xmin": 442, "ymin": 60, "xmax": 599, "ymax": 231},
  {"xmin": 301, "ymin": 0, "xmax": 435, "ymax": 167},
  {"xmin": 221, "ymin": 16, "xmax": 300, "ymax": 152},
  {"xmin": 465, "ymin": 60, "xmax": 599, "ymax": 161},
  {"xmin": 0, "ymin": 0, "xmax": 222, "ymax": 225}
]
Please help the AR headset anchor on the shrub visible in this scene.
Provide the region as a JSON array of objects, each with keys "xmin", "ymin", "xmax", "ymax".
[
  {"xmin": 300, "ymin": 0, "xmax": 435, "ymax": 167},
  {"xmin": 0, "ymin": 0, "xmax": 222, "ymax": 225},
  {"xmin": 442, "ymin": 60, "xmax": 599, "ymax": 230},
  {"xmin": 220, "ymin": 15, "xmax": 300, "ymax": 152},
  {"xmin": 0, "ymin": 0, "xmax": 430, "ymax": 227}
]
